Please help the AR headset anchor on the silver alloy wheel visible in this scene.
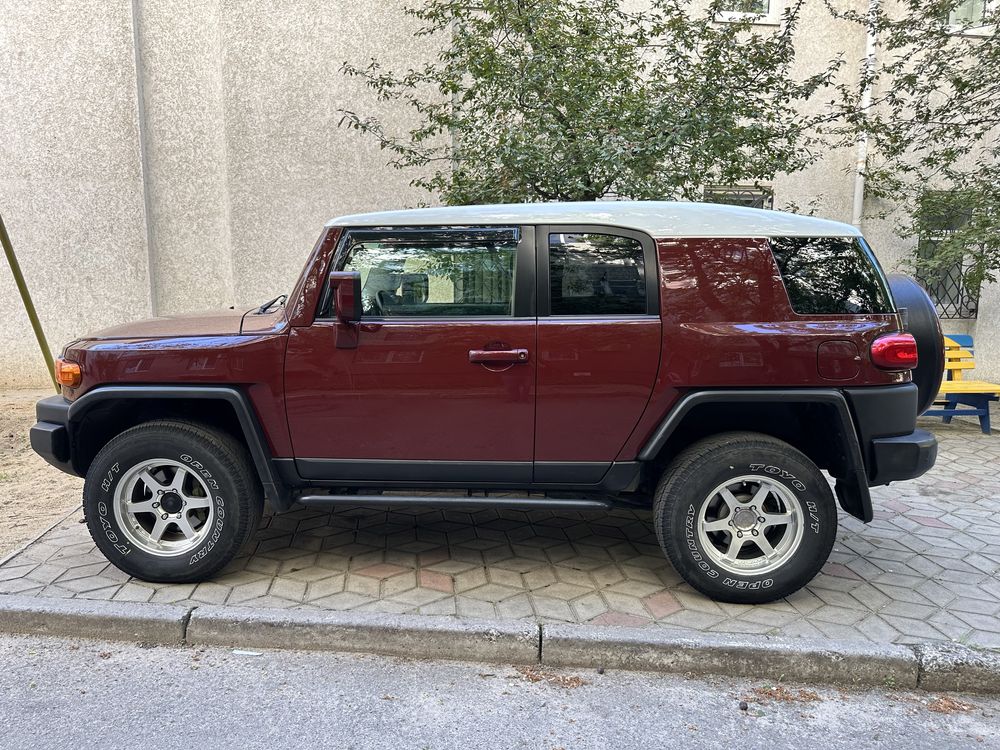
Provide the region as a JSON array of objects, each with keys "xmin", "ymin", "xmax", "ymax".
[
  {"xmin": 112, "ymin": 458, "xmax": 215, "ymax": 557},
  {"xmin": 695, "ymin": 474, "xmax": 804, "ymax": 576}
]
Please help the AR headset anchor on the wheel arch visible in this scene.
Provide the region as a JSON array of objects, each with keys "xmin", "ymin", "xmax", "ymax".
[
  {"xmin": 66, "ymin": 386, "xmax": 291, "ymax": 511},
  {"xmin": 638, "ymin": 389, "xmax": 873, "ymax": 522}
]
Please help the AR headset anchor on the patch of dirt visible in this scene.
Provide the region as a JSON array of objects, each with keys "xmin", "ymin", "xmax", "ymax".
[
  {"xmin": 0, "ymin": 389, "xmax": 82, "ymax": 558},
  {"xmin": 513, "ymin": 666, "xmax": 589, "ymax": 689},
  {"xmin": 926, "ymin": 695, "xmax": 976, "ymax": 714},
  {"xmin": 744, "ymin": 685, "xmax": 822, "ymax": 705}
]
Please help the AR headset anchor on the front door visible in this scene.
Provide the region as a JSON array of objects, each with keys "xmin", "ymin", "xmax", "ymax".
[{"xmin": 284, "ymin": 226, "xmax": 536, "ymax": 484}]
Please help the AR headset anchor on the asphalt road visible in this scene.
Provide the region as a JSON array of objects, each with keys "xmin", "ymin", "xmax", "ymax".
[{"xmin": 0, "ymin": 633, "xmax": 997, "ymax": 750}]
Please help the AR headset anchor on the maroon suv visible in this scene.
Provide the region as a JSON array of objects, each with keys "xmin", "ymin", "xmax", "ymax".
[{"xmin": 30, "ymin": 202, "xmax": 942, "ymax": 604}]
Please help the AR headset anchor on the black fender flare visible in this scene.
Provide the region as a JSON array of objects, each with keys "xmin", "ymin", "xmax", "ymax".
[
  {"xmin": 637, "ymin": 389, "xmax": 873, "ymax": 522},
  {"xmin": 61, "ymin": 385, "xmax": 292, "ymax": 512}
]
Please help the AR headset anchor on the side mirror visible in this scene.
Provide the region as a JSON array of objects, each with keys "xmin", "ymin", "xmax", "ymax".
[{"xmin": 328, "ymin": 271, "xmax": 362, "ymax": 323}]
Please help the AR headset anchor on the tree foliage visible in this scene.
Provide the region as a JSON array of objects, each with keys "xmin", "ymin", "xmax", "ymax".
[
  {"xmin": 340, "ymin": 0, "xmax": 842, "ymax": 204},
  {"xmin": 831, "ymin": 1, "xmax": 1000, "ymax": 296}
]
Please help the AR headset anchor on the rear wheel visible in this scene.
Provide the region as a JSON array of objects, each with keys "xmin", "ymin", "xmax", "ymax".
[
  {"xmin": 653, "ymin": 432, "xmax": 837, "ymax": 604},
  {"xmin": 83, "ymin": 420, "xmax": 263, "ymax": 583}
]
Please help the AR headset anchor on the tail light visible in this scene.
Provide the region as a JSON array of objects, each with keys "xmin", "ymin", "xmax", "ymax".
[
  {"xmin": 55, "ymin": 358, "xmax": 82, "ymax": 387},
  {"xmin": 870, "ymin": 333, "xmax": 918, "ymax": 370}
]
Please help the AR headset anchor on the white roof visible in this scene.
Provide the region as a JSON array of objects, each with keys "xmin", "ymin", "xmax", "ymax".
[{"xmin": 326, "ymin": 201, "xmax": 861, "ymax": 238}]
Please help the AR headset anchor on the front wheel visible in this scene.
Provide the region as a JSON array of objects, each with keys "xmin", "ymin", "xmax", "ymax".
[
  {"xmin": 83, "ymin": 420, "xmax": 263, "ymax": 583},
  {"xmin": 653, "ymin": 432, "xmax": 837, "ymax": 604}
]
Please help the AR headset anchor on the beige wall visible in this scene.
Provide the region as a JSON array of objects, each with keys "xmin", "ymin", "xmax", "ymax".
[
  {"xmin": 0, "ymin": 0, "xmax": 432, "ymax": 387},
  {"xmin": 0, "ymin": 1, "xmax": 150, "ymax": 386},
  {"xmin": 1, "ymin": 0, "xmax": 996, "ymax": 387}
]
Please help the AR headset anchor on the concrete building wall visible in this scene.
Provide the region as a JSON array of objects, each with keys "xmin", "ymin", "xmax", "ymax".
[
  {"xmin": 0, "ymin": 0, "xmax": 151, "ymax": 386},
  {"xmin": 1, "ymin": 0, "xmax": 996, "ymax": 387}
]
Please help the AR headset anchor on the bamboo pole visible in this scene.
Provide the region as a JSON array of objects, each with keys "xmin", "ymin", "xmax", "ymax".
[{"xmin": 0, "ymin": 212, "xmax": 58, "ymax": 391}]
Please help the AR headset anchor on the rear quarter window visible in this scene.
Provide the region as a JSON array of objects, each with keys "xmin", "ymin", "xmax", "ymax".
[{"xmin": 769, "ymin": 236, "xmax": 894, "ymax": 315}]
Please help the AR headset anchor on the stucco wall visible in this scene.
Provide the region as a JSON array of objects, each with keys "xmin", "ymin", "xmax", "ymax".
[
  {"xmin": 0, "ymin": 1, "xmax": 150, "ymax": 387},
  {"xmin": 0, "ymin": 0, "xmax": 433, "ymax": 387},
  {"xmin": 1, "ymin": 0, "xmax": 996, "ymax": 386}
]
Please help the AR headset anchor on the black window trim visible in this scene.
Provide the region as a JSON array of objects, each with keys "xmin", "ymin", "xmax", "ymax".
[
  {"xmin": 316, "ymin": 225, "xmax": 535, "ymax": 321},
  {"xmin": 536, "ymin": 224, "xmax": 660, "ymax": 318}
]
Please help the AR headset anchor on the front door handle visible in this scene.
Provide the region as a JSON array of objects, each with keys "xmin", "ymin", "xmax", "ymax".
[{"xmin": 469, "ymin": 348, "xmax": 529, "ymax": 364}]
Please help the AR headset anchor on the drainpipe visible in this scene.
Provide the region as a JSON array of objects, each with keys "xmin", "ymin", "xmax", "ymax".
[{"xmin": 852, "ymin": 0, "xmax": 880, "ymax": 229}]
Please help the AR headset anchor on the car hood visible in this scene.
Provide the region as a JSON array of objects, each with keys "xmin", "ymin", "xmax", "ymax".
[{"xmin": 85, "ymin": 307, "xmax": 285, "ymax": 340}]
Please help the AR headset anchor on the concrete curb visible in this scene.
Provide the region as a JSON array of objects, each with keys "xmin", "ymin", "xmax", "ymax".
[
  {"xmin": 543, "ymin": 623, "xmax": 919, "ymax": 689},
  {"xmin": 913, "ymin": 642, "xmax": 1000, "ymax": 694},
  {"xmin": 0, "ymin": 594, "xmax": 189, "ymax": 644},
  {"xmin": 186, "ymin": 605, "xmax": 541, "ymax": 664},
  {"xmin": 1, "ymin": 593, "xmax": 999, "ymax": 693}
]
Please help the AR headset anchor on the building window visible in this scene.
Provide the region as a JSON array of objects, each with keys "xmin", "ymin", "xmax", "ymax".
[
  {"xmin": 915, "ymin": 192, "xmax": 979, "ymax": 319},
  {"xmin": 948, "ymin": 0, "xmax": 988, "ymax": 25},
  {"xmin": 945, "ymin": 0, "xmax": 995, "ymax": 33},
  {"xmin": 718, "ymin": 1, "xmax": 778, "ymax": 23},
  {"xmin": 703, "ymin": 186, "xmax": 774, "ymax": 210}
]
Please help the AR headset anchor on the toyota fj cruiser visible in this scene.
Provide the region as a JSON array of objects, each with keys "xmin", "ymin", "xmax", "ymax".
[{"xmin": 30, "ymin": 202, "xmax": 942, "ymax": 604}]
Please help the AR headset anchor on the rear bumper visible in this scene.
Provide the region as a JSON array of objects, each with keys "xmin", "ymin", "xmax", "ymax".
[
  {"xmin": 844, "ymin": 384, "xmax": 938, "ymax": 486},
  {"xmin": 29, "ymin": 395, "xmax": 77, "ymax": 476},
  {"xmin": 870, "ymin": 429, "xmax": 938, "ymax": 485}
]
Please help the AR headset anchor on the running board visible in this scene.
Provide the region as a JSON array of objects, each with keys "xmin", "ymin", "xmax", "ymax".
[{"xmin": 296, "ymin": 494, "xmax": 614, "ymax": 511}]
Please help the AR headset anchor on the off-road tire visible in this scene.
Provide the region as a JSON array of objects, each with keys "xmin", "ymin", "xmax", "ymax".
[
  {"xmin": 83, "ymin": 420, "xmax": 263, "ymax": 583},
  {"xmin": 653, "ymin": 431, "xmax": 837, "ymax": 604}
]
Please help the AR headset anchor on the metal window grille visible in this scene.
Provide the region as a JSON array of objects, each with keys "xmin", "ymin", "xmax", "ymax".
[
  {"xmin": 915, "ymin": 236, "xmax": 980, "ymax": 319},
  {"xmin": 703, "ymin": 186, "xmax": 774, "ymax": 210}
]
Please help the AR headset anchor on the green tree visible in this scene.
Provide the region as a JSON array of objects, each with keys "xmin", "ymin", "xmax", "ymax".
[
  {"xmin": 339, "ymin": 0, "xmax": 842, "ymax": 205},
  {"xmin": 832, "ymin": 1, "xmax": 1000, "ymax": 304}
]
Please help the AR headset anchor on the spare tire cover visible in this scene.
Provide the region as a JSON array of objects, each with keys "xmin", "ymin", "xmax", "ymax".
[{"xmin": 887, "ymin": 274, "xmax": 944, "ymax": 415}]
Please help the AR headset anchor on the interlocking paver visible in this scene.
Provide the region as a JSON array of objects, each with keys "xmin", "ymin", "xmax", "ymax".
[{"xmin": 3, "ymin": 414, "xmax": 1000, "ymax": 646}]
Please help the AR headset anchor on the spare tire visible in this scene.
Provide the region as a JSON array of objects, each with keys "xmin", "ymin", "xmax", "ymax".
[{"xmin": 888, "ymin": 274, "xmax": 944, "ymax": 415}]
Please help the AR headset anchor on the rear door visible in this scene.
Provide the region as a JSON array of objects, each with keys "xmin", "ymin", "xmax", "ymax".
[
  {"xmin": 533, "ymin": 225, "xmax": 662, "ymax": 483},
  {"xmin": 284, "ymin": 226, "xmax": 537, "ymax": 483}
]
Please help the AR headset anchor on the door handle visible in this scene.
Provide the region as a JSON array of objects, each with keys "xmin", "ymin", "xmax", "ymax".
[{"xmin": 469, "ymin": 348, "xmax": 529, "ymax": 364}]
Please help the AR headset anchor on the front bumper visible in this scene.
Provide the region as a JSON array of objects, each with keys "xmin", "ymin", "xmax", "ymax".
[
  {"xmin": 29, "ymin": 395, "xmax": 76, "ymax": 475},
  {"xmin": 870, "ymin": 429, "xmax": 938, "ymax": 485}
]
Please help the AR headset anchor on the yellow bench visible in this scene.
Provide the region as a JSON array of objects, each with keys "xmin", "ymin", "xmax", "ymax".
[{"xmin": 924, "ymin": 336, "xmax": 1000, "ymax": 434}]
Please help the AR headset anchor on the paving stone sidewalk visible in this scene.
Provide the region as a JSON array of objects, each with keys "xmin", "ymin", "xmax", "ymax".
[{"xmin": 2, "ymin": 416, "xmax": 999, "ymax": 648}]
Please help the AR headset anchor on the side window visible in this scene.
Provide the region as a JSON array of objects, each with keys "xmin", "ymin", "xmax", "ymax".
[
  {"xmin": 341, "ymin": 233, "xmax": 517, "ymax": 317},
  {"xmin": 548, "ymin": 233, "xmax": 647, "ymax": 315},
  {"xmin": 769, "ymin": 236, "xmax": 893, "ymax": 315}
]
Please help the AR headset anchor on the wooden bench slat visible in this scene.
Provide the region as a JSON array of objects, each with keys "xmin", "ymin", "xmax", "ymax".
[{"xmin": 939, "ymin": 380, "xmax": 1000, "ymax": 395}]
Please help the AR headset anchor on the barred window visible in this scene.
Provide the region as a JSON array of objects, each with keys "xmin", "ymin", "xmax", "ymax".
[
  {"xmin": 703, "ymin": 186, "xmax": 774, "ymax": 210},
  {"xmin": 915, "ymin": 191, "xmax": 979, "ymax": 319}
]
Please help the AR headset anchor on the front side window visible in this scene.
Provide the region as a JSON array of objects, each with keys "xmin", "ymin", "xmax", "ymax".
[
  {"xmin": 769, "ymin": 236, "xmax": 893, "ymax": 315},
  {"xmin": 341, "ymin": 232, "xmax": 517, "ymax": 317},
  {"xmin": 548, "ymin": 233, "xmax": 647, "ymax": 315}
]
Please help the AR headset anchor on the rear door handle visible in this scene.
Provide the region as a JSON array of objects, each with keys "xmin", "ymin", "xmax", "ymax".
[{"xmin": 469, "ymin": 348, "xmax": 529, "ymax": 364}]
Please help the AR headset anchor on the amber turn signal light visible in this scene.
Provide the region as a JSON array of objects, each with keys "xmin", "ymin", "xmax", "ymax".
[{"xmin": 55, "ymin": 359, "xmax": 82, "ymax": 388}]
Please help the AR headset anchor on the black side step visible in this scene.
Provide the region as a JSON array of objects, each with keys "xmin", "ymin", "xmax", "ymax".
[{"xmin": 296, "ymin": 494, "xmax": 614, "ymax": 511}]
